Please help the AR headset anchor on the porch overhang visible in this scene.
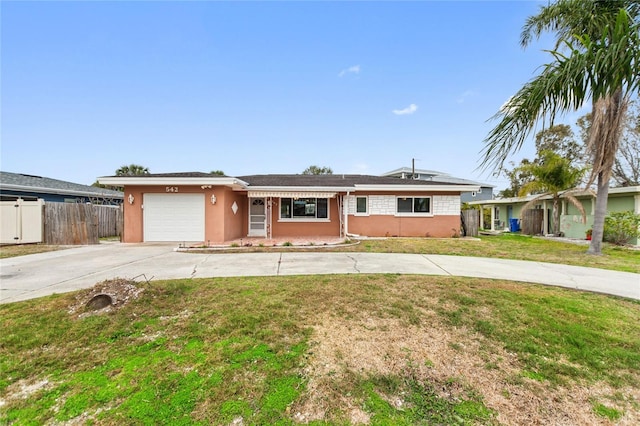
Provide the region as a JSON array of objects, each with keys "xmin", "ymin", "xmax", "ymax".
[{"xmin": 247, "ymin": 190, "xmax": 338, "ymax": 198}]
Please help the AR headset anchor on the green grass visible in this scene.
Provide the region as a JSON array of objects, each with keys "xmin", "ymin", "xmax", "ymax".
[
  {"xmin": 0, "ymin": 244, "xmax": 63, "ymax": 259},
  {"xmin": 340, "ymin": 233, "xmax": 640, "ymax": 273},
  {"xmin": 1, "ymin": 275, "xmax": 639, "ymax": 424},
  {"xmin": 199, "ymin": 233, "xmax": 640, "ymax": 273}
]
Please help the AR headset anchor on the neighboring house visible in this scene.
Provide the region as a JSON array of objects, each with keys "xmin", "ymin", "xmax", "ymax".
[
  {"xmin": 382, "ymin": 167, "xmax": 494, "ymax": 203},
  {"xmin": 97, "ymin": 172, "xmax": 480, "ymax": 243},
  {"xmin": 0, "ymin": 171, "xmax": 123, "ymax": 204},
  {"xmin": 469, "ymin": 186, "xmax": 640, "ymax": 245}
]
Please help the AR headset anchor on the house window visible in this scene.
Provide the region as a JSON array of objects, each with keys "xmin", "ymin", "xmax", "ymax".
[
  {"xmin": 280, "ymin": 198, "xmax": 329, "ymax": 219},
  {"xmin": 396, "ymin": 197, "xmax": 431, "ymax": 214},
  {"xmin": 356, "ymin": 196, "xmax": 367, "ymax": 214}
]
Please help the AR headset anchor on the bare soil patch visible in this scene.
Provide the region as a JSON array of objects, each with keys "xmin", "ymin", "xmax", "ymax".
[
  {"xmin": 292, "ymin": 311, "xmax": 639, "ymax": 425},
  {"xmin": 67, "ymin": 278, "xmax": 144, "ymax": 317}
]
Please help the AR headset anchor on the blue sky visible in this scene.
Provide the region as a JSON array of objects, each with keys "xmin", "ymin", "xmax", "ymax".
[{"xmin": 2, "ymin": 0, "xmax": 575, "ymax": 191}]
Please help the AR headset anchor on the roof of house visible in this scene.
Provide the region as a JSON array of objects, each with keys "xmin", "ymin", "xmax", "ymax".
[
  {"xmin": 98, "ymin": 172, "xmax": 481, "ymax": 192},
  {"xmin": 468, "ymin": 185, "xmax": 640, "ymax": 205},
  {"xmin": 382, "ymin": 167, "xmax": 495, "ymax": 188},
  {"xmin": 0, "ymin": 171, "xmax": 123, "ymax": 199},
  {"xmin": 237, "ymin": 174, "xmax": 457, "ymax": 187}
]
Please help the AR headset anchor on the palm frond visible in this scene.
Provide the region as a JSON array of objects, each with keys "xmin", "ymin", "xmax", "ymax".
[
  {"xmin": 481, "ymin": 8, "xmax": 640, "ymax": 175},
  {"xmin": 560, "ymin": 191, "xmax": 588, "ymax": 224}
]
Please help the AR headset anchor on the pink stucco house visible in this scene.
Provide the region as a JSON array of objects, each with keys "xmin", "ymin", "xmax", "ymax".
[{"xmin": 98, "ymin": 172, "xmax": 479, "ymax": 243}]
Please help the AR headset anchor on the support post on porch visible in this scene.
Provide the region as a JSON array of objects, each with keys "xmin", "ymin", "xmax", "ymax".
[
  {"xmin": 267, "ymin": 197, "xmax": 272, "ymax": 240},
  {"xmin": 490, "ymin": 206, "xmax": 496, "ymax": 231}
]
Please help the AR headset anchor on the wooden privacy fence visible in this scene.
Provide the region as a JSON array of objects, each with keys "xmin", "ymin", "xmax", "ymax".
[
  {"xmin": 521, "ymin": 209, "xmax": 544, "ymax": 235},
  {"xmin": 95, "ymin": 205, "xmax": 123, "ymax": 238},
  {"xmin": 461, "ymin": 209, "xmax": 479, "ymax": 237},
  {"xmin": 44, "ymin": 203, "xmax": 122, "ymax": 245}
]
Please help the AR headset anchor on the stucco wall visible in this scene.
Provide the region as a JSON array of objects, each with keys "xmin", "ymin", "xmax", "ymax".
[
  {"xmin": 348, "ymin": 215, "xmax": 460, "ymax": 237},
  {"xmin": 121, "ymin": 185, "xmax": 240, "ymax": 243},
  {"xmin": 270, "ymin": 196, "xmax": 341, "ymax": 237},
  {"xmin": 561, "ymin": 194, "xmax": 639, "ymax": 244}
]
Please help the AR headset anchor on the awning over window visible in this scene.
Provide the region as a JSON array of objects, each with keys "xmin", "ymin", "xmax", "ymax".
[{"xmin": 247, "ymin": 191, "xmax": 337, "ymax": 198}]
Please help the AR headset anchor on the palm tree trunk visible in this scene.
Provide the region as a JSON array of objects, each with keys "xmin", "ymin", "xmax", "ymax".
[{"xmin": 587, "ymin": 172, "xmax": 609, "ymax": 255}]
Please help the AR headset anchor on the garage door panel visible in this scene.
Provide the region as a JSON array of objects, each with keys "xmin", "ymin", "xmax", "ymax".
[{"xmin": 143, "ymin": 194, "xmax": 205, "ymax": 241}]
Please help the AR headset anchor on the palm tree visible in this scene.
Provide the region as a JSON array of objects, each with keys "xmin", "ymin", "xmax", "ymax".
[
  {"xmin": 116, "ymin": 164, "xmax": 150, "ymax": 176},
  {"xmin": 517, "ymin": 151, "xmax": 587, "ymax": 235},
  {"xmin": 481, "ymin": 0, "xmax": 640, "ymax": 255}
]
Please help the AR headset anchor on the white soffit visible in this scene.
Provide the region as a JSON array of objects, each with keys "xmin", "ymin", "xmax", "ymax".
[{"xmin": 354, "ymin": 184, "xmax": 481, "ymax": 192}]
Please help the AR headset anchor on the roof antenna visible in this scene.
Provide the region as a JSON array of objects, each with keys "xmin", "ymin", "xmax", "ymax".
[{"xmin": 412, "ymin": 158, "xmax": 415, "ymax": 179}]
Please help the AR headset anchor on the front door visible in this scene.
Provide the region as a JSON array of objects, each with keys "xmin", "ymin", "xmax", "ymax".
[{"xmin": 248, "ymin": 198, "xmax": 266, "ymax": 237}]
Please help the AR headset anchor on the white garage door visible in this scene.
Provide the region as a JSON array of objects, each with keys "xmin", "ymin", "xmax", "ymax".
[{"xmin": 143, "ymin": 193, "xmax": 205, "ymax": 242}]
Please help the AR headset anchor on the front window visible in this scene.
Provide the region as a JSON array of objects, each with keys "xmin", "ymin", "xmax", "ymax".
[
  {"xmin": 356, "ymin": 196, "xmax": 367, "ymax": 214},
  {"xmin": 280, "ymin": 198, "xmax": 328, "ymax": 219},
  {"xmin": 396, "ymin": 197, "xmax": 431, "ymax": 214}
]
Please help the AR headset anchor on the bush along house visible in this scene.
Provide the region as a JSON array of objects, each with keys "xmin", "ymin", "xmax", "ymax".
[{"xmin": 97, "ymin": 172, "xmax": 480, "ymax": 243}]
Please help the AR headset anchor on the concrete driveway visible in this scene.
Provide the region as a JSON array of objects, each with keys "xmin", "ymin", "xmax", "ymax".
[{"xmin": 1, "ymin": 243, "xmax": 638, "ymax": 304}]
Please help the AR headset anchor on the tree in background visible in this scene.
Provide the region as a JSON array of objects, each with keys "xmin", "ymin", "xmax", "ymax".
[
  {"xmin": 498, "ymin": 159, "xmax": 535, "ymax": 198},
  {"xmin": 577, "ymin": 102, "xmax": 640, "ymax": 187},
  {"xmin": 498, "ymin": 124, "xmax": 584, "ymax": 197},
  {"xmin": 534, "ymin": 124, "xmax": 586, "ymax": 168},
  {"xmin": 302, "ymin": 165, "xmax": 333, "ymax": 175},
  {"xmin": 92, "ymin": 164, "xmax": 150, "ymax": 190},
  {"xmin": 210, "ymin": 170, "xmax": 225, "ymax": 176},
  {"xmin": 613, "ymin": 102, "xmax": 640, "ymax": 186},
  {"xmin": 518, "ymin": 150, "xmax": 587, "ymax": 235},
  {"xmin": 481, "ymin": 0, "xmax": 640, "ymax": 255},
  {"xmin": 116, "ymin": 164, "xmax": 150, "ymax": 176}
]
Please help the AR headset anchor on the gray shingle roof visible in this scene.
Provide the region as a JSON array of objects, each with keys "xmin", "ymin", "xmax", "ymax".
[
  {"xmin": 104, "ymin": 172, "xmax": 224, "ymax": 178},
  {"xmin": 237, "ymin": 174, "xmax": 471, "ymax": 187},
  {"xmin": 382, "ymin": 167, "xmax": 495, "ymax": 188},
  {"xmin": 0, "ymin": 171, "xmax": 123, "ymax": 198}
]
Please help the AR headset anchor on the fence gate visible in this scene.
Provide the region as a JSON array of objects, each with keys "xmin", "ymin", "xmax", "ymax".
[
  {"xmin": 522, "ymin": 209, "xmax": 544, "ymax": 235},
  {"xmin": 461, "ymin": 209, "xmax": 479, "ymax": 237},
  {"xmin": 0, "ymin": 199, "xmax": 45, "ymax": 244}
]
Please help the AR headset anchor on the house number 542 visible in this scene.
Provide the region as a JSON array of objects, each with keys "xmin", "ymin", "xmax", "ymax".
[{"xmin": 166, "ymin": 186, "xmax": 179, "ymax": 193}]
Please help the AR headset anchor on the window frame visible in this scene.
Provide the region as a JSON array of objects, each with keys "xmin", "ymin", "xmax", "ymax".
[
  {"xmin": 279, "ymin": 197, "xmax": 330, "ymax": 222},
  {"xmin": 355, "ymin": 196, "xmax": 368, "ymax": 216},
  {"xmin": 395, "ymin": 196, "xmax": 433, "ymax": 217}
]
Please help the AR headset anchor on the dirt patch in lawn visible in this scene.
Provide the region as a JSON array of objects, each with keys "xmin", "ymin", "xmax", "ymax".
[
  {"xmin": 292, "ymin": 311, "xmax": 639, "ymax": 425},
  {"xmin": 68, "ymin": 278, "xmax": 145, "ymax": 318}
]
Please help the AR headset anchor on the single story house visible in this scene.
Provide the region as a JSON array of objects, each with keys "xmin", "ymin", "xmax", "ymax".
[
  {"xmin": 0, "ymin": 171, "xmax": 123, "ymax": 204},
  {"xmin": 382, "ymin": 167, "xmax": 494, "ymax": 203},
  {"xmin": 97, "ymin": 172, "xmax": 480, "ymax": 243},
  {"xmin": 469, "ymin": 186, "xmax": 640, "ymax": 245}
]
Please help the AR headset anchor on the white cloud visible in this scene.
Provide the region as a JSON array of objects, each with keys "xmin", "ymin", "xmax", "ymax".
[
  {"xmin": 392, "ymin": 103, "xmax": 418, "ymax": 115},
  {"xmin": 338, "ymin": 65, "xmax": 360, "ymax": 77},
  {"xmin": 457, "ymin": 90, "xmax": 477, "ymax": 104}
]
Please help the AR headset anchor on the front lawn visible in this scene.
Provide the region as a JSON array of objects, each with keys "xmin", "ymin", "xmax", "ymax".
[
  {"xmin": 346, "ymin": 234, "xmax": 640, "ymax": 273},
  {"xmin": 2, "ymin": 275, "xmax": 639, "ymax": 425}
]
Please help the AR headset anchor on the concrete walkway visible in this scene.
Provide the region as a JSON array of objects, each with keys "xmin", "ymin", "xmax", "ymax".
[{"xmin": 1, "ymin": 243, "xmax": 638, "ymax": 304}]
